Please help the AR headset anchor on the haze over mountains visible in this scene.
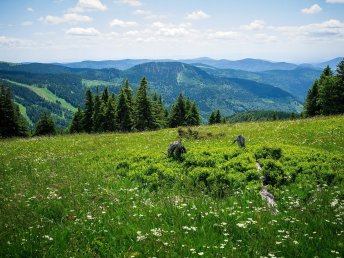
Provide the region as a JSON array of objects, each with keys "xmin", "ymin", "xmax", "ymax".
[
  {"xmin": 61, "ymin": 57, "xmax": 343, "ymax": 72},
  {"xmin": 0, "ymin": 57, "xmax": 341, "ymax": 128}
]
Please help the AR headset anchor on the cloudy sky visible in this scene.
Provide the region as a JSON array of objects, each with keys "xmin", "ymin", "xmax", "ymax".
[{"xmin": 1, "ymin": 0, "xmax": 344, "ymax": 63}]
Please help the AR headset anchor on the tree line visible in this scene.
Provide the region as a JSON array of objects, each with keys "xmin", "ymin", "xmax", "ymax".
[
  {"xmin": 304, "ymin": 59, "xmax": 344, "ymax": 117},
  {"xmin": 70, "ymin": 77, "xmax": 201, "ymax": 133}
]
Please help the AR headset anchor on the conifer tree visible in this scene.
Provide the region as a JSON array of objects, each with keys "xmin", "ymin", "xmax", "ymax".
[
  {"xmin": 186, "ymin": 101, "xmax": 201, "ymax": 126},
  {"xmin": 304, "ymin": 80, "xmax": 320, "ymax": 117},
  {"xmin": 116, "ymin": 88, "xmax": 133, "ymax": 132},
  {"xmin": 152, "ymin": 93, "xmax": 167, "ymax": 128},
  {"xmin": 92, "ymin": 88, "xmax": 102, "ymax": 132},
  {"xmin": 83, "ymin": 89, "xmax": 94, "ymax": 133},
  {"xmin": 70, "ymin": 107, "xmax": 84, "ymax": 133},
  {"xmin": 103, "ymin": 96, "xmax": 116, "ymax": 132},
  {"xmin": 34, "ymin": 111, "xmax": 56, "ymax": 136},
  {"xmin": 208, "ymin": 111, "xmax": 216, "ymax": 125},
  {"xmin": 0, "ymin": 85, "xmax": 28, "ymax": 137},
  {"xmin": 134, "ymin": 77, "xmax": 156, "ymax": 131},
  {"xmin": 215, "ymin": 110, "xmax": 222, "ymax": 123},
  {"xmin": 101, "ymin": 87, "xmax": 109, "ymax": 103},
  {"xmin": 169, "ymin": 93, "xmax": 186, "ymax": 127}
]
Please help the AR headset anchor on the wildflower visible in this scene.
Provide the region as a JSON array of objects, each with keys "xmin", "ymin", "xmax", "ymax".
[
  {"xmin": 236, "ymin": 223, "xmax": 247, "ymax": 228},
  {"xmin": 198, "ymin": 252, "xmax": 204, "ymax": 256}
]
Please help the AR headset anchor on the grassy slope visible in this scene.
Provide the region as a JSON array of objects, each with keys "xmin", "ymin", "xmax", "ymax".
[
  {"xmin": 3, "ymin": 79, "xmax": 77, "ymax": 112},
  {"xmin": 0, "ymin": 116, "xmax": 343, "ymax": 257}
]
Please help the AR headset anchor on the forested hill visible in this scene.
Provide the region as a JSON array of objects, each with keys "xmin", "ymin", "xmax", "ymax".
[{"xmin": 0, "ymin": 61, "xmax": 302, "ymax": 127}]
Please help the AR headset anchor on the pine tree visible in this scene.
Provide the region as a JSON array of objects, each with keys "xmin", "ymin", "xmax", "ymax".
[
  {"xmin": 208, "ymin": 111, "xmax": 216, "ymax": 125},
  {"xmin": 134, "ymin": 77, "xmax": 156, "ymax": 131},
  {"xmin": 318, "ymin": 75, "xmax": 339, "ymax": 115},
  {"xmin": 0, "ymin": 85, "xmax": 28, "ymax": 137},
  {"xmin": 152, "ymin": 94, "xmax": 167, "ymax": 128},
  {"xmin": 101, "ymin": 87, "xmax": 109, "ymax": 103},
  {"xmin": 103, "ymin": 96, "xmax": 116, "ymax": 132},
  {"xmin": 186, "ymin": 101, "xmax": 201, "ymax": 126},
  {"xmin": 116, "ymin": 88, "xmax": 133, "ymax": 132},
  {"xmin": 304, "ymin": 80, "xmax": 320, "ymax": 117},
  {"xmin": 215, "ymin": 110, "xmax": 222, "ymax": 123},
  {"xmin": 169, "ymin": 93, "xmax": 186, "ymax": 128},
  {"xmin": 83, "ymin": 89, "xmax": 93, "ymax": 133},
  {"xmin": 92, "ymin": 89, "xmax": 102, "ymax": 132},
  {"xmin": 34, "ymin": 111, "xmax": 56, "ymax": 136},
  {"xmin": 70, "ymin": 107, "xmax": 84, "ymax": 133},
  {"xmin": 272, "ymin": 112, "xmax": 278, "ymax": 121}
]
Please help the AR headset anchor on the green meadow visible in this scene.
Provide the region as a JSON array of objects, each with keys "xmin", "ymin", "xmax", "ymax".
[{"xmin": 1, "ymin": 116, "xmax": 343, "ymax": 257}]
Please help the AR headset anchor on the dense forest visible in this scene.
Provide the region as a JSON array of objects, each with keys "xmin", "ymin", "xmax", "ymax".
[
  {"xmin": 70, "ymin": 77, "xmax": 201, "ymax": 134},
  {"xmin": 304, "ymin": 59, "xmax": 344, "ymax": 117}
]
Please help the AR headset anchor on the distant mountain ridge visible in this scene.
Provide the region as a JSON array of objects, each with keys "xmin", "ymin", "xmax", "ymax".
[{"xmin": 58, "ymin": 57, "xmax": 343, "ymax": 72}]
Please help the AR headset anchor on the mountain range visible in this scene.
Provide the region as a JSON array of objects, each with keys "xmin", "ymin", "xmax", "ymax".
[
  {"xmin": 0, "ymin": 57, "xmax": 342, "ymax": 127},
  {"xmin": 61, "ymin": 57, "xmax": 343, "ymax": 72}
]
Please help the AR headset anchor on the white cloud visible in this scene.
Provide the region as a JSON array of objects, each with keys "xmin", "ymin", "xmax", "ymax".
[
  {"xmin": 21, "ymin": 21, "xmax": 33, "ymax": 26},
  {"xmin": 210, "ymin": 31, "xmax": 240, "ymax": 40},
  {"xmin": 66, "ymin": 27, "xmax": 101, "ymax": 36},
  {"xmin": 241, "ymin": 20, "xmax": 266, "ymax": 30},
  {"xmin": 133, "ymin": 9, "xmax": 150, "ymax": 15},
  {"xmin": 326, "ymin": 0, "xmax": 344, "ymax": 3},
  {"xmin": 302, "ymin": 4, "xmax": 322, "ymax": 14},
  {"xmin": 152, "ymin": 22, "xmax": 195, "ymax": 37},
  {"xmin": 254, "ymin": 33, "xmax": 277, "ymax": 43},
  {"xmin": 186, "ymin": 10, "xmax": 210, "ymax": 20},
  {"xmin": 27, "ymin": 7, "xmax": 34, "ymax": 12},
  {"xmin": 114, "ymin": 0, "xmax": 142, "ymax": 7},
  {"xmin": 110, "ymin": 19, "xmax": 138, "ymax": 27},
  {"xmin": 277, "ymin": 19, "xmax": 344, "ymax": 40},
  {"xmin": 0, "ymin": 36, "xmax": 34, "ymax": 48},
  {"xmin": 40, "ymin": 13, "xmax": 92, "ymax": 24},
  {"xmin": 70, "ymin": 0, "xmax": 107, "ymax": 13}
]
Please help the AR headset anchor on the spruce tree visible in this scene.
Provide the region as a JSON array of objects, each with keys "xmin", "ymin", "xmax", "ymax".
[
  {"xmin": 103, "ymin": 96, "xmax": 116, "ymax": 132},
  {"xmin": 169, "ymin": 93, "xmax": 186, "ymax": 128},
  {"xmin": 186, "ymin": 101, "xmax": 201, "ymax": 126},
  {"xmin": 83, "ymin": 89, "xmax": 94, "ymax": 133},
  {"xmin": 318, "ymin": 75, "xmax": 339, "ymax": 115},
  {"xmin": 116, "ymin": 88, "xmax": 133, "ymax": 132},
  {"xmin": 208, "ymin": 111, "xmax": 216, "ymax": 125},
  {"xmin": 215, "ymin": 110, "xmax": 222, "ymax": 123},
  {"xmin": 0, "ymin": 85, "xmax": 28, "ymax": 137},
  {"xmin": 152, "ymin": 94, "xmax": 167, "ymax": 128},
  {"xmin": 70, "ymin": 107, "xmax": 84, "ymax": 133},
  {"xmin": 92, "ymin": 89, "xmax": 102, "ymax": 132},
  {"xmin": 304, "ymin": 80, "xmax": 320, "ymax": 117},
  {"xmin": 34, "ymin": 111, "xmax": 56, "ymax": 136},
  {"xmin": 134, "ymin": 77, "xmax": 156, "ymax": 131},
  {"xmin": 101, "ymin": 87, "xmax": 109, "ymax": 103}
]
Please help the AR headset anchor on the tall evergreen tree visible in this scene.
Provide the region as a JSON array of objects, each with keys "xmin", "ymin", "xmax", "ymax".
[
  {"xmin": 169, "ymin": 93, "xmax": 186, "ymax": 127},
  {"xmin": 0, "ymin": 85, "xmax": 28, "ymax": 137},
  {"xmin": 208, "ymin": 111, "xmax": 216, "ymax": 125},
  {"xmin": 318, "ymin": 75, "xmax": 339, "ymax": 115},
  {"xmin": 215, "ymin": 110, "xmax": 222, "ymax": 123},
  {"xmin": 103, "ymin": 96, "xmax": 116, "ymax": 132},
  {"xmin": 304, "ymin": 80, "xmax": 320, "ymax": 117},
  {"xmin": 34, "ymin": 111, "xmax": 56, "ymax": 136},
  {"xmin": 134, "ymin": 77, "xmax": 156, "ymax": 131},
  {"xmin": 92, "ymin": 88, "xmax": 102, "ymax": 132},
  {"xmin": 186, "ymin": 101, "xmax": 201, "ymax": 126},
  {"xmin": 70, "ymin": 107, "xmax": 84, "ymax": 133},
  {"xmin": 116, "ymin": 88, "xmax": 133, "ymax": 132},
  {"xmin": 101, "ymin": 87, "xmax": 109, "ymax": 103},
  {"xmin": 83, "ymin": 89, "xmax": 94, "ymax": 133}
]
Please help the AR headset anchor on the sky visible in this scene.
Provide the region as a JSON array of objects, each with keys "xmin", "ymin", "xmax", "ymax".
[{"xmin": 0, "ymin": 0, "xmax": 344, "ymax": 63}]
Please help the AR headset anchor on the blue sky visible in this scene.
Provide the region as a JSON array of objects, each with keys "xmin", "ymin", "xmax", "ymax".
[{"xmin": 0, "ymin": 0, "xmax": 344, "ymax": 63}]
